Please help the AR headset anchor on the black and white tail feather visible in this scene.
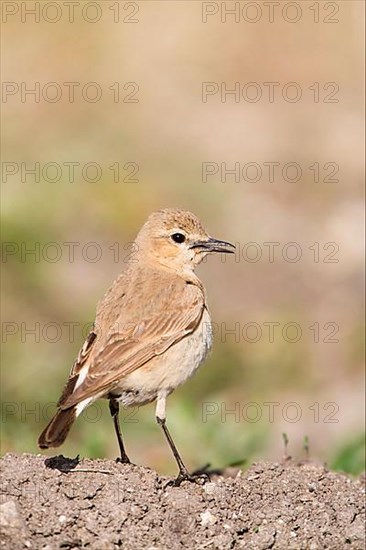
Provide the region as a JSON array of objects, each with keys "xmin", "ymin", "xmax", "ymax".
[{"xmin": 38, "ymin": 331, "xmax": 96, "ymax": 448}]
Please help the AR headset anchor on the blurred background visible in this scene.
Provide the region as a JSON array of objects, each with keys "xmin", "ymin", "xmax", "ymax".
[{"xmin": 1, "ymin": 1, "xmax": 364, "ymax": 476}]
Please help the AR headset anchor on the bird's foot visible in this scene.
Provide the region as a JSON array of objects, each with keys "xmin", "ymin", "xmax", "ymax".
[
  {"xmin": 115, "ymin": 455, "xmax": 131, "ymax": 465},
  {"xmin": 166, "ymin": 469, "xmax": 210, "ymax": 487}
]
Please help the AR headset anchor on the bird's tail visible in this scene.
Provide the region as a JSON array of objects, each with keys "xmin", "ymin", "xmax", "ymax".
[{"xmin": 38, "ymin": 406, "xmax": 77, "ymax": 449}]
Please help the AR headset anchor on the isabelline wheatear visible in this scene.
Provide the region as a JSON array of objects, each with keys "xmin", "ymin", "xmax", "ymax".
[{"xmin": 39, "ymin": 208, "xmax": 235, "ymax": 483}]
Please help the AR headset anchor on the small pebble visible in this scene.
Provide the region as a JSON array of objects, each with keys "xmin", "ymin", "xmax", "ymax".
[{"xmin": 200, "ymin": 510, "xmax": 217, "ymax": 526}]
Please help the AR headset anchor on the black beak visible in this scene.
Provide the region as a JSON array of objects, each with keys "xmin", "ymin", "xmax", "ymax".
[{"xmin": 190, "ymin": 237, "xmax": 235, "ymax": 254}]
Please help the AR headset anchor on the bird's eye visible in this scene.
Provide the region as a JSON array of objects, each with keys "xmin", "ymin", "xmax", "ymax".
[{"xmin": 171, "ymin": 233, "xmax": 186, "ymax": 244}]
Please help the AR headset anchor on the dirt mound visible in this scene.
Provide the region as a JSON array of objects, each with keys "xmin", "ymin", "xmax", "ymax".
[{"xmin": 0, "ymin": 453, "xmax": 364, "ymax": 549}]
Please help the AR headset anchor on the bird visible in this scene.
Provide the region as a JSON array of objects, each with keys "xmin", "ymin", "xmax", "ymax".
[{"xmin": 38, "ymin": 208, "xmax": 235, "ymax": 483}]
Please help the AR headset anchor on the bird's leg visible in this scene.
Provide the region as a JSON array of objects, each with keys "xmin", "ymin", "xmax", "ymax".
[
  {"xmin": 157, "ymin": 416, "xmax": 190, "ymax": 478},
  {"xmin": 155, "ymin": 394, "xmax": 208, "ymax": 486},
  {"xmin": 109, "ymin": 398, "xmax": 130, "ymax": 464}
]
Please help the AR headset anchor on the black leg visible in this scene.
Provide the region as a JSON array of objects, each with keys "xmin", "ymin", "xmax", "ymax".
[
  {"xmin": 109, "ymin": 399, "xmax": 130, "ymax": 464},
  {"xmin": 157, "ymin": 417, "xmax": 208, "ymax": 485},
  {"xmin": 157, "ymin": 417, "xmax": 189, "ymax": 476}
]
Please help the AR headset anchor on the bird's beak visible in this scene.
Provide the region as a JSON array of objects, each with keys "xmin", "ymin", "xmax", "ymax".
[{"xmin": 190, "ymin": 237, "xmax": 236, "ymax": 254}]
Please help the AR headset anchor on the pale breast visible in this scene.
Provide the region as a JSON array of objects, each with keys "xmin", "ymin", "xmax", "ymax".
[{"xmin": 112, "ymin": 308, "xmax": 213, "ymax": 407}]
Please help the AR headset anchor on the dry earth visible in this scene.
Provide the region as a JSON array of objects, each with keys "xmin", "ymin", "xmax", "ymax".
[{"xmin": 0, "ymin": 453, "xmax": 365, "ymax": 550}]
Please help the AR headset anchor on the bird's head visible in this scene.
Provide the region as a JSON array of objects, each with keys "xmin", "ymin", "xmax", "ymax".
[{"xmin": 134, "ymin": 208, "xmax": 235, "ymax": 275}]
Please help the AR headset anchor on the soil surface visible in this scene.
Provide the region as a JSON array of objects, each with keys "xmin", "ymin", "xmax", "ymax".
[{"xmin": 0, "ymin": 453, "xmax": 364, "ymax": 550}]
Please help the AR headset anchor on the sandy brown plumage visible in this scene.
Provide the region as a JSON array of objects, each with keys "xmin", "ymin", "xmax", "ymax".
[{"xmin": 38, "ymin": 209, "xmax": 234, "ymax": 481}]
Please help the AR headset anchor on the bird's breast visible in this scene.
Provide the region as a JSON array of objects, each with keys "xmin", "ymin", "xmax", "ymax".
[{"xmin": 112, "ymin": 308, "xmax": 213, "ymax": 406}]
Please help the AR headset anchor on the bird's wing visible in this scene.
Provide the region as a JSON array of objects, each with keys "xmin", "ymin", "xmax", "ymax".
[
  {"xmin": 60, "ymin": 281, "xmax": 205, "ymax": 409},
  {"xmin": 57, "ymin": 329, "xmax": 97, "ymax": 406}
]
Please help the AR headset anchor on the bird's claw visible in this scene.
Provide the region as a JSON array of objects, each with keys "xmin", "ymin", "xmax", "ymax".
[
  {"xmin": 165, "ymin": 470, "xmax": 210, "ymax": 488},
  {"xmin": 115, "ymin": 456, "xmax": 131, "ymax": 464}
]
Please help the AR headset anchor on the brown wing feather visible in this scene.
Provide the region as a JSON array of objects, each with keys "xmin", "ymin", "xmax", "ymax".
[
  {"xmin": 57, "ymin": 330, "xmax": 97, "ymax": 407},
  {"xmin": 60, "ymin": 280, "xmax": 204, "ymax": 408}
]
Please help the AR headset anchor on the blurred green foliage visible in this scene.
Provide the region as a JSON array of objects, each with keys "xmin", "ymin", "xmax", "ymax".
[{"xmin": 331, "ymin": 434, "xmax": 365, "ymax": 476}]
